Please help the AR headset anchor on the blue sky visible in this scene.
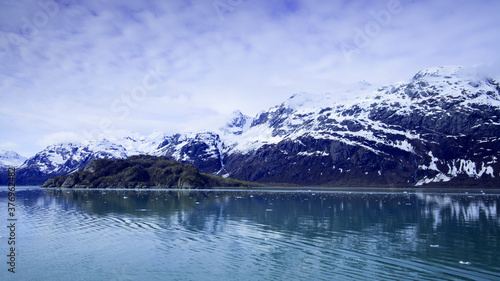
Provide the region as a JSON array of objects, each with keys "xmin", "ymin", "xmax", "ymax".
[{"xmin": 1, "ymin": 0, "xmax": 500, "ymax": 156}]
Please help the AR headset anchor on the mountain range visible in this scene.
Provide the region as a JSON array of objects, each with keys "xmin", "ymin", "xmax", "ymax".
[{"xmin": 2, "ymin": 66, "xmax": 499, "ymax": 187}]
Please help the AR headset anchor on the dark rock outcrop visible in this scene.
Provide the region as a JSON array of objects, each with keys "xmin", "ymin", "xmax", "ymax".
[{"xmin": 42, "ymin": 155, "xmax": 259, "ymax": 189}]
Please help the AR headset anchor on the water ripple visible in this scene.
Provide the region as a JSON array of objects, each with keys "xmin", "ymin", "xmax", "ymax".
[{"xmin": 2, "ymin": 187, "xmax": 499, "ymax": 281}]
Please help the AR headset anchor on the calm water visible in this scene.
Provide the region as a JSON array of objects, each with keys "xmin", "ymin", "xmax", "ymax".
[{"xmin": 1, "ymin": 186, "xmax": 500, "ymax": 280}]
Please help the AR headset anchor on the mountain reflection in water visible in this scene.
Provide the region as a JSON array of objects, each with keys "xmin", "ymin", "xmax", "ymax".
[{"xmin": 2, "ymin": 187, "xmax": 499, "ymax": 281}]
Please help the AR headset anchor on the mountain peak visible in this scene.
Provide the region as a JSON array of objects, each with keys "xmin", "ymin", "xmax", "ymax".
[
  {"xmin": 0, "ymin": 150, "xmax": 27, "ymax": 167},
  {"xmin": 283, "ymin": 92, "xmax": 327, "ymax": 109},
  {"xmin": 357, "ymin": 80, "xmax": 372, "ymax": 90},
  {"xmin": 412, "ymin": 66, "xmax": 463, "ymax": 80},
  {"xmin": 220, "ymin": 110, "xmax": 253, "ymax": 136}
]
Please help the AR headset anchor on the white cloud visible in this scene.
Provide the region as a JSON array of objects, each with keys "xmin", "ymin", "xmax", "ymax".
[
  {"xmin": 0, "ymin": 142, "xmax": 19, "ymax": 151},
  {"xmin": 1, "ymin": 0, "xmax": 500, "ymax": 156},
  {"xmin": 37, "ymin": 131, "xmax": 82, "ymax": 147}
]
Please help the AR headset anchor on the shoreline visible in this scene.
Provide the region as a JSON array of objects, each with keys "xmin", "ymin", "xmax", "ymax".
[{"xmin": 3, "ymin": 185, "xmax": 500, "ymax": 195}]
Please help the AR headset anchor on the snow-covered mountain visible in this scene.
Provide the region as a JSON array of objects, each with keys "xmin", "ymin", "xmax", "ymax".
[
  {"xmin": 0, "ymin": 150, "xmax": 27, "ymax": 168},
  {"xmin": 219, "ymin": 110, "xmax": 253, "ymax": 136},
  {"xmin": 10, "ymin": 133, "xmax": 166, "ymax": 185},
  {"xmin": 8, "ymin": 66, "xmax": 500, "ymax": 187},
  {"xmin": 153, "ymin": 131, "xmax": 225, "ymax": 174},
  {"xmin": 220, "ymin": 66, "xmax": 500, "ymax": 186}
]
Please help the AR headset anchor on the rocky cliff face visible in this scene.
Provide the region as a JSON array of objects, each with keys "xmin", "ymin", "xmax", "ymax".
[
  {"xmin": 11, "ymin": 66, "xmax": 500, "ymax": 187},
  {"xmin": 153, "ymin": 132, "xmax": 225, "ymax": 174}
]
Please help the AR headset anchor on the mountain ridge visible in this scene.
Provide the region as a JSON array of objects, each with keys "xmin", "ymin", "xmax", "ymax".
[{"xmin": 4, "ymin": 65, "xmax": 500, "ymax": 187}]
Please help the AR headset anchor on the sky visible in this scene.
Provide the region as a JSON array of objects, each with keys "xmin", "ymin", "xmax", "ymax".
[{"xmin": 1, "ymin": 0, "xmax": 500, "ymax": 157}]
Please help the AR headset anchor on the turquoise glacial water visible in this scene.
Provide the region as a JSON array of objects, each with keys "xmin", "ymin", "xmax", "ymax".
[{"xmin": 1, "ymin": 186, "xmax": 499, "ymax": 280}]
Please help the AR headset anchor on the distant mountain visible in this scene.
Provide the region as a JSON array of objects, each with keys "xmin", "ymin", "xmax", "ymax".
[
  {"xmin": 10, "ymin": 66, "xmax": 500, "ymax": 187},
  {"xmin": 9, "ymin": 133, "xmax": 167, "ymax": 185},
  {"xmin": 0, "ymin": 150, "xmax": 27, "ymax": 168}
]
